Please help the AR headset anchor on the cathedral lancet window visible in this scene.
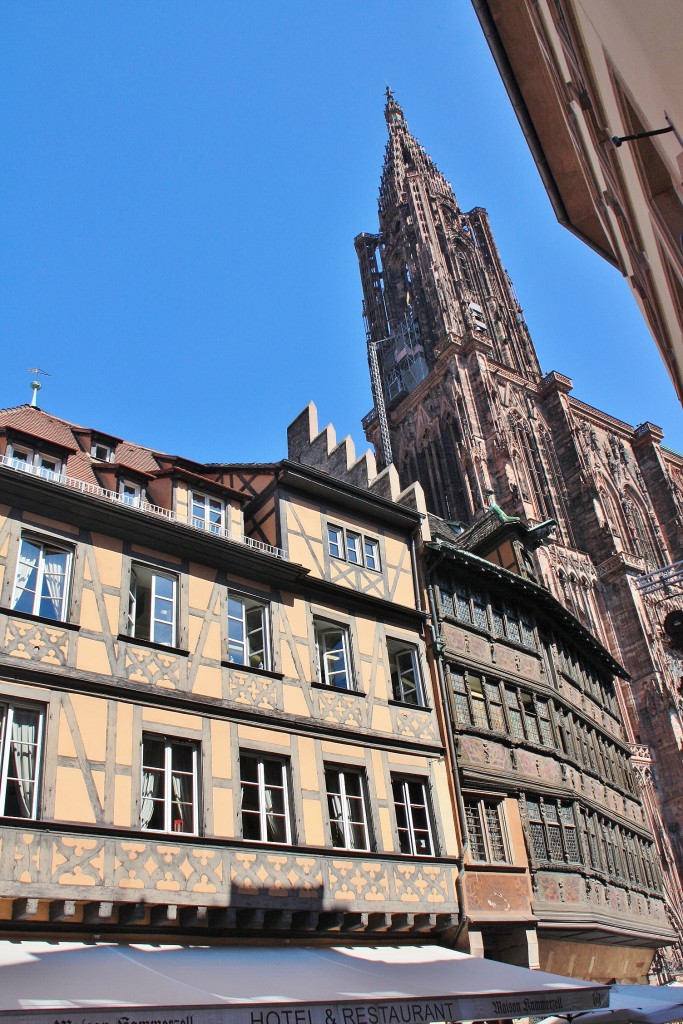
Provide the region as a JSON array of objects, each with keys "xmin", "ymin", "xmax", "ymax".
[{"xmin": 623, "ymin": 493, "xmax": 662, "ymax": 567}]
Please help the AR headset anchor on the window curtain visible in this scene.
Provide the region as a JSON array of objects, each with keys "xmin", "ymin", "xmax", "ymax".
[
  {"xmin": 171, "ymin": 772, "xmax": 193, "ymax": 831},
  {"xmin": 329, "ymin": 791, "xmax": 345, "ymax": 846},
  {"xmin": 140, "ymin": 766, "xmax": 160, "ymax": 829},
  {"xmin": 9, "ymin": 711, "xmax": 39, "ymax": 817},
  {"xmin": 13, "ymin": 543, "xmax": 38, "ymax": 602},
  {"xmin": 264, "ymin": 783, "xmax": 286, "ymax": 842},
  {"xmin": 42, "ymin": 550, "xmax": 66, "ymax": 618}
]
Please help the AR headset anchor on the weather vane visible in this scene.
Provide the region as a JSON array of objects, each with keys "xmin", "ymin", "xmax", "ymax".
[{"xmin": 27, "ymin": 367, "xmax": 50, "ymax": 407}]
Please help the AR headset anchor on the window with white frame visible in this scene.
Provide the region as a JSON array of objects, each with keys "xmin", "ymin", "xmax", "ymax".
[
  {"xmin": 392, "ymin": 777, "xmax": 434, "ymax": 855},
  {"xmin": 464, "ymin": 795, "xmax": 510, "ymax": 863},
  {"xmin": 314, "ymin": 618, "xmax": 353, "ymax": 689},
  {"xmin": 191, "ymin": 492, "xmax": 224, "ymax": 534},
  {"xmin": 0, "ymin": 702, "xmax": 44, "ymax": 819},
  {"xmin": 227, "ymin": 593, "xmax": 269, "ymax": 669},
  {"xmin": 363, "ymin": 537, "xmax": 380, "ymax": 571},
  {"xmin": 327, "ymin": 524, "xmax": 381, "ymax": 572},
  {"xmin": 346, "ymin": 532, "xmax": 362, "ymax": 565},
  {"xmin": 119, "ymin": 480, "xmax": 143, "ymax": 507},
  {"xmin": 327, "ymin": 525, "xmax": 344, "ymax": 559},
  {"xmin": 127, "ymin": 564, "xmax": 178, "ymax": 646},
  {"xmin": 240, "ymin": 752, "xmax": 292, "ymax": 844},
  {"xmin": 91, "ymin": 441, "xmax": 113, "ymax": 462},
  {"xmin": 7, "ymin": 445, "xmax": 62, "ymax": 480},
  {"xmin": 325, "ymin": 766, "xmax": 371, "ymax": 851},
  {"xmin": 12, "ymin": 536, "xmax": 72, "ymax": 621},
  {"xmin": 387, "ymin": 640, "xmax": 424, "ymax": 705},
  {"xmin": 140, "ymin": 735, "xmax": 199, "ymax": 834}
]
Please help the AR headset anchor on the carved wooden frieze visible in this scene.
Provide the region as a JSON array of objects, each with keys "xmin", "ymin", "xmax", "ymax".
[
  {"xmin": 226, "ymin": 668, "xmax": 283, "ymax": 712},
  {"xmin": 531, "ymin": 869, "xmax": 670, "ymax": 927},
  {"xmin": 314, "ymin": 688, "xmax": 368, "ymax": 729},
  {"xmin": 458, "ymin": 734, "xmax": 511, "ymax": 771},
  {"xmin": 121, "ymin": 643, "xmax": 186, "ymax": 689},
  {"xmin": 3, "ymin": 616, "xmax": 70, "ymax": 667},
  {"xmin": 391, "ymin": 706, "xmax": 438, "ymax": 742},
  {"xmin": 464, "ymin": 870, "xmax": 531, "ymax": 916},
  {"xmin": 0, "ymin": 825, "xmax": 459, "ymax": 915}
]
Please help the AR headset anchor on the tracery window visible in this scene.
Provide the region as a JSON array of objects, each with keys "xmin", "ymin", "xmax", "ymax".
[{"xmin": 623, "ymin": 495, "xmax": 661, "ymax": 567}]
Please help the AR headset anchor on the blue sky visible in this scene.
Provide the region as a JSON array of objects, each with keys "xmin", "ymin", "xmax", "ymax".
[{"xmin": 1, "ymin": 2, "xmax": 681, "ymax": 462}]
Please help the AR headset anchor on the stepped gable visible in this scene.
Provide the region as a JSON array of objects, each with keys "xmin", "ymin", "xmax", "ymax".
[{"xmin": 287, "ymin": 402, "xmax": 430, "ymax": 537}]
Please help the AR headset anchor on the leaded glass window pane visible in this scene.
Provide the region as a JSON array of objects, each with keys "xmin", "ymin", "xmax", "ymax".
[
  {"xmin": 505, "ymin": 607, "xmax": 521, "ymax": 644},
  {"xmin": 485, "ymin": 803, "xmax": 507, "ymax": 862},
  {"xmin": 469, "ymin": 675, "xmax": 488, "ymax": 729},
  {"xmin": 521, "ymin": 615, "xmax": 536, "ymax": 648},
  {"xmin": 492, "ymin": 607, "xmax": 505, "ymax": 638},
  {"xmin": 472, "ymin": 595, "xmax": 488, "ymax": 630},
  {"xmin": 521, "ymin": 693, "xmax": 540, "ymax": 744},
  {"xmin": 484, "ymin": 683, "xmax": 505, "ymax": 733},
  {"xmin": 505, "ymin": 689, "xmax": 524, "ymax": 740},
  {"xmin": 464, "ymin": 800, "xmax": 486, "ymax": 861},
  {"xmin": 455, "ymin": 587, "xmax": 472, "ymax": 624},
  {"xmin": 537, "ymin": 701, "xmax": 554, "ymax": 746},
  {"xmin": 547, "ymin": 824, "xmax": 563, "ymax": 860},
  {"xmin": 530, "ymin": 823, "xmax": 547, "ymax": 859}
]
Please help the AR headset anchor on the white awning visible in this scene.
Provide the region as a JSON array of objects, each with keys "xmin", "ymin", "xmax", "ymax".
[
  {"xmin": 0, "ymin": 941, "xmax": 608, "ymax": 1024},
  {"xmin": 539, "ymin": 983, "xmax": 683, "ymax": 1024}
]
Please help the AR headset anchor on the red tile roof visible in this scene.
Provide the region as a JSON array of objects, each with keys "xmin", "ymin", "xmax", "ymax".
[{"xmin": 0, "ymin": 405, "xmax": 81, "ymax": 450}]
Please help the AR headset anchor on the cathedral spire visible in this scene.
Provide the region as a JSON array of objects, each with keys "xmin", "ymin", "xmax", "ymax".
[{"xmin": 384, "ymin": 86, "xmax": 407, "ymax": 129}]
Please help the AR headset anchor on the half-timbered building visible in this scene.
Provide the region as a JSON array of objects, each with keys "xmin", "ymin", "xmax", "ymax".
[{"xmin": 0, "ymin": 399, "xmax": 460, "ymax": 942}]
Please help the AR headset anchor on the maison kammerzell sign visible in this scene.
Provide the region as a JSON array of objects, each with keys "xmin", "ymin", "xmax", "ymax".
[{"xmin": 6, "ymin": 986, "xmax": 610, "ymax": 1024}]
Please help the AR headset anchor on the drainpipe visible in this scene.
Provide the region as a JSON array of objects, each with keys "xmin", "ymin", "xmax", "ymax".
[
  {"xmin": 410, "ymin": 530, "xmax": 423, "ymax": 613},
  {"xmin": 425, "ymin": 543, "xmax": 470, "ymax": 948}
]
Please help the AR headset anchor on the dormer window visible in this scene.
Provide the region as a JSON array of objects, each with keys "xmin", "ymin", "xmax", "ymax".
[
  {"xmin": 119, "ymin": 480, "xmax": 143, "ymax": 507},
  {"xmin": 91, "ymin": 441, "xmax": 114, "ymax": 462},
  {"xmin": 191, "ymin": 492, "xmax": 224, "ymax": 535},
  {"xmin": 7, "ymin": 445, "xmax": 62, "ymax": 481}
]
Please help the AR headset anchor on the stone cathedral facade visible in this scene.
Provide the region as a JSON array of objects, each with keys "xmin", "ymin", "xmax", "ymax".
[{"xmin": 357, "ymin": 92, "xmax": 683, "ymax": 960}]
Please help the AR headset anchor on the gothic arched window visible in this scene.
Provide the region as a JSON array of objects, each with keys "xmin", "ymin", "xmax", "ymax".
[
  {"xmin": 509, "ymin": 416, "xmax": 564, "ymax": 539},
  {"xmin": 598, "ymin": 484, "xmax": 626, "ymax": 542},
  {"xmin": 623, "ymin": 491, "xmax": 661, "ymax": 567}
]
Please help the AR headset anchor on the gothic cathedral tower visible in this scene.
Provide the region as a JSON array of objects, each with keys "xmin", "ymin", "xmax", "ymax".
[{"xmin": 357, "ymin": 91, "xmax": 683, "ymax": 960}]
